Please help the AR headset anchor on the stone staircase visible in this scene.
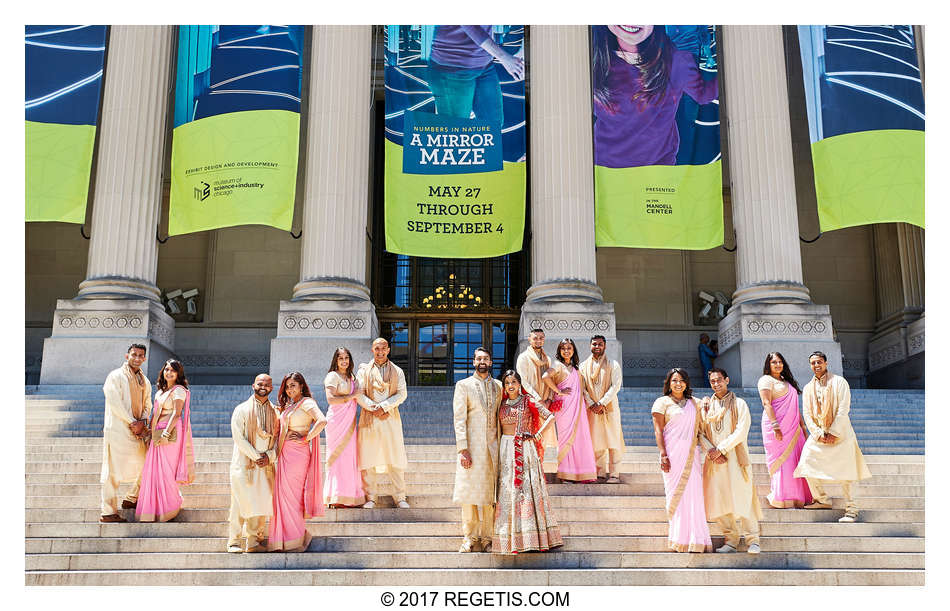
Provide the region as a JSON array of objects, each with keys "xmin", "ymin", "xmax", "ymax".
[{"xmin": 25, "ymin": 385, "xmax": 925, "ymax": 585}]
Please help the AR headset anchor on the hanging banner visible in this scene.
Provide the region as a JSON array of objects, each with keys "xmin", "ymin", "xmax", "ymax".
[
  {"xmin": 798, "ymin": 25, "xmax": 924, "ymax": 231},
  {"xmin": 169, "ymin": 25, "xmax": 303, "ymax": 235},
  {"xmin": 592, "ymin": 25, "xmax": 722, "ymax": 250},
  {"xmin": 384, "ymin": 25, "xmax": 526, "ymax": 258},
  {"xmin": 25, "ymin": 25, "xmax": 107, "ymax": 223}
]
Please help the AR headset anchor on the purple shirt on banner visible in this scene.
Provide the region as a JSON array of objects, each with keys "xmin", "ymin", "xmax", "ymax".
[
  {"xmin": 430, "ymin": 26, "xmax": 493, "ymax": 69},
  {"xmin": 594, "ymin": 50, "xmax": 717, "ymax": 168}
]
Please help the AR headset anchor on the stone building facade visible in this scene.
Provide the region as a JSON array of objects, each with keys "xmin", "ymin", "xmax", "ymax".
[{"xmin": 25, "ymin": 25, "xmax": 924, "ymax": 389}]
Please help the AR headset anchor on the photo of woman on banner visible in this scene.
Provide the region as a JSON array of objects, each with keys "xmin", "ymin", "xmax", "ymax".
[
  {"xmin": 427, "ymin": 26, "xmax": 525, "ymax": 128},
  {"xmin": 591, "ymin": 25, "xmax": 718, "ymax": 169}
]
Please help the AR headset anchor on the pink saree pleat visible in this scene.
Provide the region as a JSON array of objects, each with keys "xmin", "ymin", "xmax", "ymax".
[
  {"xmin": 761, "ymin": 389, "xmax": 812, "ymax": 508},
  {"xmin": 323, "ymin": 380, "xmax": 366, "ymax": 506},
  {"xmin": 553, "ymin": 368, "xmax": 597, "ymax": 481},
  {"xmin": 661, "ymin": 399, "xmax": 711, "ymax": 553},
  {"xmin": 135, "ymin": 387, "xmax": 194, "ymax": 522}
]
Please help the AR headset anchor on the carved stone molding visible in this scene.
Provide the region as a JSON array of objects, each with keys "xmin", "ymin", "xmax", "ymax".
[
  {"xmin": 180, "ymin": 353, "xmax": 269, "ymax": 369},
  {"xmin": 279, "ymin": 314, "xmax": 368, "ymax": 335},
  {"xmin": 527, "ymin": 317, "xmax": 613, "ymax": 335}
]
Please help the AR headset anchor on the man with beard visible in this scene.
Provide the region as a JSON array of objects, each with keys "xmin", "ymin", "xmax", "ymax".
[
  {"xmin": 516, "ymin": 328, "xmax": 558, "ymax": 477},
  {"xmin": 227, "ymin": 374, "xmax": 279, "ymax": 553},
  {"xmin": 579, "ymin": 335, "xmax": 626, "ymax": 483},
  {"xmin": 100, "ymin": 344, "xmax": 151, "ymax": 523},
  {"xmin": 356, "ymin": 338, "xmax": 410, "ymax": 508},
  {"xmin": 795, "ymin": 352, "xmax": 872, "ymax": 523},
  {"xmin": 452, "ymin": 347, "xmax": 502, "ymax": 552}
]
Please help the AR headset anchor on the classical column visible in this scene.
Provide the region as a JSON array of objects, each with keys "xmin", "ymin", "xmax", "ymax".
[
  {"xmin": 518, "ymin": 26, "xmax": 619, "ymax": 362},
  {"xmin": 41, "ymin": 26, "xmax": 176, "ymax": 384},
  {"xmin": 868, "ymin": 223, "xmax": 924, "ymax": 387},
  {"xmin": 715, "ymin": 25, "xmax": 840, "ymax": 386},
  {"xmin": 270, "ymin": 25, "xmax": 379, "ymax": 383}
]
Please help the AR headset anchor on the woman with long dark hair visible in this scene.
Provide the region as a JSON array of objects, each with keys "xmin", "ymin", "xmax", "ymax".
[
  {"xmin": 591, "ymin": 25, "xmax": 718, "ymax": 168},
  {"xmin": 492, "ymin": 370, "xmax": 563, "ymax": 554},
  {"xmin": 651, "ymin": 368, "xmax": 711, "ymax": 552},
  {"xmin": 540, "ymin": 339, "xmax": 597, "ymax": 483},
  {"xmin": 268, "ymin": 372, "xmax": 327, "ymax": 551},
  {"xmin": 135, "ymin": 359, "xmax": 194, "ymax": 522},
  {"xmin": 323, "ymin": 348, "xmax": 366, "ymax": 508},
  {"xmin": 757, "ymin": 352, "xmax": 812, "ymax": 508}
]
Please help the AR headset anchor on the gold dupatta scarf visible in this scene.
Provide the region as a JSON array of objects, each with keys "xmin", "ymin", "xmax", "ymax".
[
  {"xmin": 701, "ymin": 392, "xmax": 752, "ymax": 482},
  {"xmin": 525, "ymin": 348, "xmax": 552, "ymax": 402},
  {"xmin": 661, "ymin": 396, "xmax": 703, "ymax": 521},
  {"xmin": 359, "ymin": 362, "xmax": 395, "ymax": 429},
  {"xmin": 581, "ymin": 356, "xmax": 612, "ymax": 408},
  {"xmin": 122, "ymin": 363, "xmax": 149, "ymax": 420},
  {"xmin": 327, "ymin": 375, "xmax": 357, "ymax": 468},
  {"xmin": 245, "ymin": 396, "xmax": 277, "ymax": 466},
  {"xmin": 803, "ymin": 374, "xmax": 838, "ymax": 433}
]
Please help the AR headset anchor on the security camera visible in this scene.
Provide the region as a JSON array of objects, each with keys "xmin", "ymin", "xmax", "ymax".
[
  {"xmin": 182, "ymin": 288, "xmax": 199, "ymax": 315},
  {"xmin": 699, "ymin": 302, "xmax": 713, "ymax": 318},
  {"xmin": 165, "ymin": 289, "xmax": 183, "ymax": 314},
  {"xmin": 698, "ymin": 291, "xmax": 715, "ymax": 303}
]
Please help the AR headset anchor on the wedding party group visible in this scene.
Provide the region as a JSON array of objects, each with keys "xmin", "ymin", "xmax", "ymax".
[{"xmin": 95, "ymin": 328, "xmax": 870, "ymax": 557}]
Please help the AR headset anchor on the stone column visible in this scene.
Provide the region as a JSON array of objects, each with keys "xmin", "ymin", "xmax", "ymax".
[
  {"xmin": 518, "ymin": 25, "xmax": 619, "ymax": 363},
  {"xmin": 715, "ymin": 25, "xmax": 840, "ymax": 386},
  {"xmin": 868, "ymin": 223, "xmax": 924, "ymax": 387},
  {"xmin": 41, "ymin": 26, "xmax": 176, "ymax": 384},
  {"xmin": 269, "ymin": 25, "xmax": 379, "ymax": 384}
]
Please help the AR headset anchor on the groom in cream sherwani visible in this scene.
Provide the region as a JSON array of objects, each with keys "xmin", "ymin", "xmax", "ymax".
[{"xmin": 452, "ymin": 347, "xmax": 502, "ymax": 553}]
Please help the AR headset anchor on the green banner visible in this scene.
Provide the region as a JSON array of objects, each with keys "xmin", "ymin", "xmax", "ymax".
[
  {"xmin": 168, "ymin": 26, "xmax": 303, "ymax": 236},
  {"xmin": 384, "ymin": 139, "xmax": 524, "ymax": 257},
  {"xmin": 384, "ymin": 25, "xmax": 526, "ymax": 258},
  {"xmin": 811, "ymin": 130, "xmax": 924, "ymax": 230},
  {"xmin": 25, "ymin": 25, "xmax": 107, "ymax": 223},
  {"xmin": 595, "ymin": 161, "xmax": 723, "ymax": 250},
  {"xmin": 798, "ymin": 26, "xmax": 924, "ymax": 232},
  {"xmin": 169, "ymin": 110, "xmax": 298, "ymax": 235},
  {"xmin": 26, "ymin": 121, "xmax": 96, "ymax": 223},
  {"xmin": 592, "ymin": 26, "xmax": 722, "ymax": 250}
]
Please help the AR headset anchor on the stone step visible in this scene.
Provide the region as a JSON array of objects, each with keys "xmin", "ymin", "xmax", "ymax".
[
  {"xmin": 23, "ymin": 567, "xmax": 925, "ymax": 586},
  {"xmin": 25, "ymin": 550, "xmax": 925, "ymax": 571},
  {"xmin": 26, "ymin": 534, "xmax": 924, "ymax": 554},
  {"xmin": 26, "ymin": 520, "xmax": 924, "ymax": 539},
  {"xmin": 24, "ymin": 493, "xmax": 922, "ymax": 511},
  {"xmin": 25, "ymin": 506, "xmax": 924, "ymax": 524}
]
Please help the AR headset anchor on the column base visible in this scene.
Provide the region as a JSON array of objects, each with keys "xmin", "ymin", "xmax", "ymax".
[
  {"xmin": 715, "ymin": 302, "xmax": 841, "ymax": 387},
  {"xmin": 524, "ymin": 279, "xmax": 604, "ymax": 303},
  {"xmin": 39, "ymin": 299, "xmax": 176, "ymax": 384},
  {"xmin": 732, "ymin": 281, "xmax": 811, "ymax": 305},
  {"xmin": 269, "ymin": 299, "xmax": 380, "ymax": 386},
  {"xmin": 77, "ymin": 277, "xmax": 162, "ymax": 302},
  {"xmin": 292, "ymin": 277, "xmax": 372, "ymax": 301},
  {"xmin": 866, "ymin": 313, "xmax": 924, "ymax": 388},
  {"xmin": 518, "ymin": 301, "xmax": 621, "ymax": 364}
]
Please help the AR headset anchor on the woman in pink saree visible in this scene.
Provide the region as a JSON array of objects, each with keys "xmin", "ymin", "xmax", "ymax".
[
  {"xmin": 268, "ymin": 372, "xmax": 327, "ymax": 551},
  {"xmin": 758, "ymin": 352, "xmax": 812, "ymax": 508},
  {"xmin": 135, "ymin": 359, "xmax": 195, "ymax": 522},
  {"xmin": 651, "ymin": 368, "xmax": 711, "ymax": 553},
  {"xmin": 541, "ymin": 339, "xmax": 597, "ymax": 483},
  {"xmin": 323, "ymin": 347, "xmax": 366, "ymax": 508}
]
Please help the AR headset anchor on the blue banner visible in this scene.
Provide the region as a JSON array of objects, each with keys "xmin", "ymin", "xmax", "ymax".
[{"xmin": 26, "ymin": 25, "xmax": 107, "ymax": 223}]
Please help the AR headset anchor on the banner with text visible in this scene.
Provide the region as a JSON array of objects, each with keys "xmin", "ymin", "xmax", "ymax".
[
  {"xmin": 169, "ymin": 25, "xmax": 303, "ymax": 235},
  {"xmin": 592, "ymin": 25, "xmax": 722, "ymax": 250},
  {"xmin": 384, "ymin": 25, "xmax": 526, "ymax": 258},
  {"xmin": 798, "ymin": 25, "xmax": 924, "ymax": 231},
  {"xmin": 26, "ymin": 25, "xmax": 107, "ymax": 223}
]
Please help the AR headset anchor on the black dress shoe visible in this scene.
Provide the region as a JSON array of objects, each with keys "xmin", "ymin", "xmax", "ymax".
[{"xmin": 121, "ymin": 500, "xmax": 137, "ymax": 509}]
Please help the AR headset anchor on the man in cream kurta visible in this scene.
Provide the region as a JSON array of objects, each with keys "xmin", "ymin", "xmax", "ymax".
[
  {"xmin": 100, "ymin": 344, "xmax": 151, "ymax": 522},
  {"xmin": 227, "ymin": 374, "xmax": 279, "ymax": 553},
  {"xmin": 699, "ymin": 368, "xmax": 763, "ymax": 554},
  {"xmin": 515, "ymin": 328, "xmax": 558, "ymax": 475},
  {"xmin": 795, "ymin": 352, "xmax": 872, "ymax": 522},
  {"xmin": 356, "ymin": 338, "xmax": 410, "ymax": 508},
  {"xmin": 453, "ymin": 348, "xmax": 501, "ymax": 553},
  {"xmin": 579, "ymin": 335, "xmax": 626, "ymax": 482}
]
